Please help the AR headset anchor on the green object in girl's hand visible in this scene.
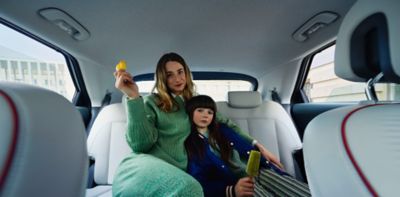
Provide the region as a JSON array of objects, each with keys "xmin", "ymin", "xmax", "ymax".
[{"xmin": 246, "ymin": 150, "xmax": 261, "ymax": 177}]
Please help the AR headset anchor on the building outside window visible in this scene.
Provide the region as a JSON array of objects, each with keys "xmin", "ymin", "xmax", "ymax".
[
  {"xmin": 305, "ymin": 45, "xmax": 400, "ymax": 102},
  {"xmin": 0, "ymin": 23, "xmax": 75, "ymax": 101}
]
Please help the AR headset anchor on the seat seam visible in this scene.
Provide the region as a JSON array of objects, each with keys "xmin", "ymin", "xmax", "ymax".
[
  {"xmin": 0, "ymin": 91, "xmax": 19, "ymax": 190},
  {"xmin": 341, "ymin": 104, "xmax": 381, "ymax": 197}
]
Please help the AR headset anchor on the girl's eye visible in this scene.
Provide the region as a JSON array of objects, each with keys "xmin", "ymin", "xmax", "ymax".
[
  {"xmin": 196, "ymin": 109, "xmax": 204, "ymax": 113},
  {"xmin": 207, "ymin": 110, "xmax": 214, "ymax": 115}
]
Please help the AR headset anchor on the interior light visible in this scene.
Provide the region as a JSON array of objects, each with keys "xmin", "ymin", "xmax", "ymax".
[
  {"xmin": 38, "ymin": 8, "xmax": 90, "ymax": 41},
  {"xmin": 292, "ymin": 11, "xmax": 339, "ymax": 42}
]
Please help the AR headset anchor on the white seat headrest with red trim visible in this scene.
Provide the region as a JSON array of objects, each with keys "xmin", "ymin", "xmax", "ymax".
[
  {"xmin": 304, "ymin": 0, "xmax": 400, "ymax": 196},
  {"xmin": 0, "ymin": 82, "xmax": 87, "ymax": 197}
]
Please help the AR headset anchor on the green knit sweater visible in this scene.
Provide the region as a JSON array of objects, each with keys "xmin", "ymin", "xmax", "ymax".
[{"xmin": 125, "ymin": 94, "xmax": 253, "ymax": 170}]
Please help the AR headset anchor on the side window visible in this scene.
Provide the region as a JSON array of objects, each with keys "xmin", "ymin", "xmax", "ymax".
[
  {"xmin": 0, "ymin": 23, "xmax": 75, "ymax": 101},
  {"xmin": 304, "ymin": 45, "xmax": 400, "ymax": 102}
]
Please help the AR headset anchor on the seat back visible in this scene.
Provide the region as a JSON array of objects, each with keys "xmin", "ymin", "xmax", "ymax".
[
  {"xmin": 216, "ymin": 91, "xmax": 302, "ymax": 177},
  {"xmin": 303, "ymin": 0, "xmax": 400, "ymax": 196},
  {"xmin": 0, "ymin": 82, "xmax": 87, "ymax": 197},
  {"xmin": 86, "ymin": 102, "xmax": 131, "ymax": 185}
]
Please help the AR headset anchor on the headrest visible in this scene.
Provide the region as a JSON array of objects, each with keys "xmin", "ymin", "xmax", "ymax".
[
  {"xmin": 228, "ymin": 91, "xmax": 262, "ymax": 108},
  {"xmin": 0, "ymin": 82, "xmax": 87, "ymax": 197},
  {"xmin": 335, "ymin": 0, "xmax": 400, "ymax": 83}
]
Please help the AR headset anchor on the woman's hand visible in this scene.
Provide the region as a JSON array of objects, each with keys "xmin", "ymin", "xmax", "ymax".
[
  {"xmin": 114, "ymin": 70, "xmax": 139, "ymax": 98},
  {"xmin": 255, "ymin": 142, "xmax": 284, "ymax": 170},
  {"xmin": 234, "ymin": 177, "xmax": 255, "ymax": 197}
]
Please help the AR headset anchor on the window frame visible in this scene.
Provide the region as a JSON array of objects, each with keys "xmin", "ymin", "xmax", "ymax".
[
  {"xmin": 291, "ymin": 42, "xmax": 336, "ymax": 104},
  {"xmin": 0, "ymin": 17, "xmax": 91, "ymax": 108}
]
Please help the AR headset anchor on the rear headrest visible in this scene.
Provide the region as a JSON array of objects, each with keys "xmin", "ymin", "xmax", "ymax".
[
  {"xmin": 335, "ymin": 0, "xmax": 400, "ymax": 83},
  {"xmin": 0, "ymin": 82, "xmax": 87, "ymax": 197},
  {"xmin": 228, "ymin": 91, "xmax": 262, "ymax": 108}
]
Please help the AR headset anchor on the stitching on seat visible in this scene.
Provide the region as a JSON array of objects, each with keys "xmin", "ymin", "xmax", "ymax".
[
  {"xmin": 0, "ymin": 91, "xmax": 19, "ymax": 189},
  {"xmin": 341, "ymin": 104, "xmax": 381, "ymax": 197}
]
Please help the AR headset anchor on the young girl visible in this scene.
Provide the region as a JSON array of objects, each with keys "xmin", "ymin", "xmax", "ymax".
[{"xmin": 185, "ymin": 95, "xmax": 310, "ymax": 197}]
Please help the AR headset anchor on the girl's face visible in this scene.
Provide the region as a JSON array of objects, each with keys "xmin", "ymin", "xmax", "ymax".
[
  {"xmin": 193, "ymin": 107, "xmax": 214, "ymax": 132},
  {"xmin": 165, "ymin": 61, "xmax": 186, "ymax": 95}
]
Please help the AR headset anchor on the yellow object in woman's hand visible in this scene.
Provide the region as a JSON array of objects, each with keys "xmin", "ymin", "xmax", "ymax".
[{"xmin": 116, "ymin": 60, "xmax": 127, "ymax": 71}]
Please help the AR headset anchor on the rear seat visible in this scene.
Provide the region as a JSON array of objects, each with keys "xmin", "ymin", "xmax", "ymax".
[
  {"xmin": 216, "ymin": 91, "xmax": 302, "ymax": 178},
  {"xmin": 86, "ymin": 102, "xmax": 130, "ymax": 197},
  {"xmin": 86, "ymin": 91, "xmax": 303, "ymax": 196}
]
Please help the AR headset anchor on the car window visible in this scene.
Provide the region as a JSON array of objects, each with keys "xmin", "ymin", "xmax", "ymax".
[
  {"xmin": 0, "ymin": 23, "xmax": 75, "ymax": 101},
  {"xmin": 304, "ymin": 45, "xmax": 400, "ymax": 102},
  {"xmin": 136, "ymin": 79, "xmax": 252, "ymax": 102}
]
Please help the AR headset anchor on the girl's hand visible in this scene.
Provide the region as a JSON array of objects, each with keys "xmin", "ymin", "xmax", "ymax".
[
  {"xmin": 234, "ymin": 177, "xmax": 255, "ymax": 197},
  {"xmin": 255, "ymin": 142, "xmax": 284, "ymax": 170},
  {"xmin": 114, "ymin": 70, "xmax": 139, "ymax": 98}
]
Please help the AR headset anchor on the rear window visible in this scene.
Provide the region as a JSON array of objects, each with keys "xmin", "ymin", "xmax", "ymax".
[
  {"xmin": 135, "ymin": 72, "xmax": 256, "ymax": 101},
  {"xmin": 0, "ymin": 23, "xmax": 75, "ymax": 101}
]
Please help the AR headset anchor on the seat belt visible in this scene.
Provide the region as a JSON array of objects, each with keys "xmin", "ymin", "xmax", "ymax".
[
  {"xmin": 86, "ymin": 91, "xmax": 112, "ymax": 134},
  {"xmin": 100, "ymin": 90, "xmax": 112, "ymax": 107},
  {"xmin": 270, "ymin": 87, "xmax": 282, "ymax": 104}
]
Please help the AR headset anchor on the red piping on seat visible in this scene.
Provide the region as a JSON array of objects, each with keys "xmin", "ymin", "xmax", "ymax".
[
  {"xmin": 341, "ymin": 104, "xmax": 380, "ymax": 197},
  {"xmin": 0, "ymin": 91, "xmax": 19, "ymax": 190}
]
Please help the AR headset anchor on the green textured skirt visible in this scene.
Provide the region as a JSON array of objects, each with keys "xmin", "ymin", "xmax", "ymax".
[{"xmin": 112, "ymin": 153, "xmax": 203, "ymax": 197}]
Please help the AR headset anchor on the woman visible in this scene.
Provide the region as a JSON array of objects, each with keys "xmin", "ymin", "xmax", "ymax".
[{"xmin": 112, "ymin": 52, "xmax": 281, "ymax": 196}]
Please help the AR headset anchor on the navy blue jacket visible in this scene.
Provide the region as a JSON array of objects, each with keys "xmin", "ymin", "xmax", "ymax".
[{"xmin": 187, "ymin": 124, "xmax": 288, "ymax": 197}]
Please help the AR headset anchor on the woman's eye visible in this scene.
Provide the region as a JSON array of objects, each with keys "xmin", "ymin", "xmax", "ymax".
[{"xmin": 207, "ymin": 110, "xmax": 214, "ymax": 115}]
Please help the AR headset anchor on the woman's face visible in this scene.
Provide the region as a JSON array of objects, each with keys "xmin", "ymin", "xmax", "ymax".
[
  {"xmin": 193, "ymin": 108, "xmax": 214, "ymax": 132},
  {"xmin": 165, "ymin": 61, "xmax": 186, "ymax": 95}
]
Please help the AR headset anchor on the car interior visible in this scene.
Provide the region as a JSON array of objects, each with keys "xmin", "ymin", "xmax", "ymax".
[{"xmin": 1, "ymin": 0, "xmax": 399, "ymax": 196}]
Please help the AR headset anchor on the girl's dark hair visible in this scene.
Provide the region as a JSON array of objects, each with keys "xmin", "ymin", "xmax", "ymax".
[{"xmin": 184, "ymin": 95, "xmax": 233, "ymax": 165}]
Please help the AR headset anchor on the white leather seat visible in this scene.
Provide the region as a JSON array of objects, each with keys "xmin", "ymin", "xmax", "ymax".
[
  {"xmin": 86, "ymin": 102, "xmax": 131, "ymax": 197},
  {"xmin": 303, "ymin": 0, "xmax": 400, "ymax": 196},
  {"xmin": 216, "ymin": 91, "xmax": 303, "ymax": 178},
  {"xmin": 86, "ymin": 91, "xmax": 305, "ymax": 195},
  {"xmin": 0, "ymin": 82, "xmax": 88, "ymax": 197}
]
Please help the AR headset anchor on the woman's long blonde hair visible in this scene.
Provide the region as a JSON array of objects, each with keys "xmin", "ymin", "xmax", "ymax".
[{"xmin": 152, "ymin": 52, "xmax": 195, "ymax": 112}]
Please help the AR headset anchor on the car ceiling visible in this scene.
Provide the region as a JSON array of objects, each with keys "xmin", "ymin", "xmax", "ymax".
[{"xmin": 0, "ymin": 0, "xmax": 356, "ymax": 78}]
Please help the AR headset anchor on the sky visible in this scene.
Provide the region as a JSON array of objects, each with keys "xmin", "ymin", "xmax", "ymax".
[
  {"xmin": 0, "ymin": 24, "xmax": 65, "ymax": 62},
  {"xmin": 311, "ymin": 45, "xmax": 335, "ymax": 68}
]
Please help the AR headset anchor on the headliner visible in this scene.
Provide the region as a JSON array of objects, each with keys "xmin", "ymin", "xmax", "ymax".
[{"xmin": 0, "ymin": 0, "xmax": 355, "ymax": 78}]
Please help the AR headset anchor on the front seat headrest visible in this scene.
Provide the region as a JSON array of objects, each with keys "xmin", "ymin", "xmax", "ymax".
[
  {"xmin": 0, "ymin": 82, "xmax": 88, "ymax": 197},
  {"xmin": 335, "ymin": 0, "xmax": 400, "ymax": 83}
]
